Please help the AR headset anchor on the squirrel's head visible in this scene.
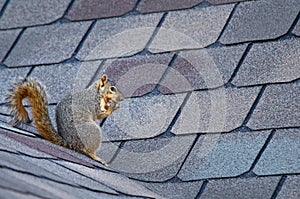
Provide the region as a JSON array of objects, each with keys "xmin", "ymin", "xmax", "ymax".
[{"xmin": 96, "ymin": 74, "xmax": 124, "ymax": 106}]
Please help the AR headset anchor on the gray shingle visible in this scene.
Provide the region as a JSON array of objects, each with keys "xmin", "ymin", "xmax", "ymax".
[
  {"xmin": 149, "ymin": 5, "xmax": 234, "ymax": 53},
  {"xmin": 247, "ymin": 82, "xmax": 299, "ymax": 129},
  {"xmin": 0, "ymin": 29, "xmax": 21, "ymax": 62},
  {"xmin": 77, "ymin": 14, "xmax": 163, "ymax": 60},
  {"xmin": 172, "ymin": 86, "xmax": 260, "ymax": 134},
  {"xmin": 56, "ymin": 161, "xmax": 162, "ymax": 198},
  {"xmin": 208, "ymin": 0, "xmax": 245, "ymax": 4},
  {"xmin": 293, "ymin": 20, "xmax": 300, "ymax": 36},
  {"xmin": 201, "ymin": 176, "xmax": 280, "ymax": 199},
  {"xmin": 110, "ymin": 134, "xmax": 197, "ymax": 181},
  {"xmin": 98, "ymin": 53, "xmax": 173, "ymax": 98},
  {"xmin": 0, "ymin": 151, "xmax": 71, "ymax": 184},
  {"xmin": 96, "ymin": 141, "xmax": 121, "ymax": 164},
  {"xmin": 0, "ymin": 168, "xmax": 77, "ymax": 199},
  {"xmin": 4, "ymin": 22, "xmax": 91, "ymax": 67},
  {"xmin": 0, "ymin": 0, "xmax": 71, "ymax": 29},
  {"xmin": 0, "ymin": 187, "xmax": 41, "ymax": 199},
  {"xmin": 0, "ymin": 132, "xmax": 54, "ymax": 158},
  {"xmin": 233, "ymin": 38, "xmax": 300, "ymax": 86},
  {"xmin": 66, "ymin": 0, "xmax": 137, "ymax": 21},
  {"xmin": 277, "ymin": 175, "xmax": 300, "ymax": 199},
  {"xmin": 29, "ymin": 61, "xmax": 101, "ymax": 104},
  {"xmin": 102, "ymin": 93, "xmax": 186, "ymax": 141},
  {"xmin": 254, "ymin": 129, "xmax": 300, "ymax": 176},
  {"xmin": 158, "ymin": 45, "xmax": 247, "ymax": 93},
  {"xmin": 0, "ymin": 67, "xmax": 31, "ymax": 103},
  {"xmin": 137, "ymin": 0, "xmax": 203, "ymax": 13},
  {"xmin": 178, "ymin": 130, "xmax": 271, "ymax": 181},
  {"xmin": 0, "ymin": 0, "xmax": 5, "ymax": 10},
  {"xmin": 16, "ymin": 155, "xmax": 117, "ymax": 194},
  {"xmin": 220, "ymin": 0, "xmax": 300, "ymax": 44},
  {"xmin": 142, "ymin": 181, "xmax": 203, "ymax": 199}
]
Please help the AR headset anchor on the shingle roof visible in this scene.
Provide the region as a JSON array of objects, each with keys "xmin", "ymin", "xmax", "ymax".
[{"xmin": 0, "ymin": 0, "xmax": 299, "ymax": 198}]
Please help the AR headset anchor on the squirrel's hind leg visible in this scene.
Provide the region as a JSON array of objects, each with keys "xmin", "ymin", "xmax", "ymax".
[{"xmin": 82, "ymin": 148, "xmax": 108, "ymax": 166}]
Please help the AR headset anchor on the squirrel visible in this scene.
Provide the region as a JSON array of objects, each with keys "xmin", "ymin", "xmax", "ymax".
[{"xmin": 6, "ymin": 74, "xmax": 123, "ymax": 166}]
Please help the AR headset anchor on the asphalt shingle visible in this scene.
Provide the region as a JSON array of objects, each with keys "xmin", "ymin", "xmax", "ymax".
[
  {"xmin": 277, "ymin": 175, "xmax": 300, "ymax": 199},
  {"xmin": 98, "ymin": 53, "xmax": 173, "ymax": 98},
  {"xmin": 233, "ymin": 38, "xmax": 300, "ymax": 87},
  {"xmin": 0, "ymin": 0, "xmax": 5, "ymax": 10},
  {"xmin": 77, "ymin": 14, "xmax": 163, "ymax": 60},
  {"xmin": 247, "ymin": 82, "xmax": 299, "ymax": 129},
  {"xmin": 208, "ymin": 0, "xmax": 245, "ymax": 4},
  {"xmin": 18, "ymin": 156, "xmax": 117, "ymax": 194},
  {"xmin": 142, "ymin": 181, "xmax": 203, "ymax": 199},
  {"xmin": 293, "ymin": 20, "xmax": 300, "ymax": 36},
  {"xmin": 28, "ymin": 61, "xmax": 101, "ymax": 104},
  {"xmin": 4, "ymin": 22, "xmax": 91, "ymax": 67},
  {"xmin": 56, "ymin": 161, "xmax": 161, "ymax": 198},
  {"xmin": 0, "ymin": 0, "xmax": 71, "ymax": 29},
  {"xmin": 0, "ymin": 151, "xmax": 71, "ymax": 184},
  {"xmin": 137, "ymin": 0, "xmax": 203, "ymax": 13},
  {"xmin": 172, "ymin": 86, "xmax": 260, "ymax": 134},
  {"xmin": 0, "ymin": 29, "xmax": 21, "ymax": 62},
  {"xmin": 102, "ymin": 93, "xmax": 186, "ymax": 141},
  {"xmin": 178, "ymin": 130, "xmax": 271, "ymax": 181},
  {"xmin": 158, "ymin": 45, "xmax": 247, "ymax": 93},
  {"xmin": 149, "ymin": 5, "xmax": 233, "ymax": 53},
  {"xmin": 66, "ymin": 0, "xmax": 137, "ymax": 21},
  {"xmin": 201, "ymin": 176, "xmax": 280, "ymax": 199},
  {"xmin": 110, "ymin": 134, "xmax": 197, "ymax": 181},
  {"xmin": 1, "ymin": 129, "xmax": 95, "ymax": 167},
  {"xmin": 0, "ymin": 168, "xmax": 79, "ymax": 199},
  {"xmin": 220, "ymin": 0, "xmax": 300, "ymax": 44},
  {"xmin": 0, "ymin": 67, "xmax": 31, "ymax": 103},
  {"xmin": 254, "ymin": 128, "xmax": 300, "ymax": 176},
  {"xmin": 0, "ymin": 131, "xmax": 54, "ymax": 158},
  {"xmin": 0, "ymin": 187, "xmax": 41, "ymax": 199}
]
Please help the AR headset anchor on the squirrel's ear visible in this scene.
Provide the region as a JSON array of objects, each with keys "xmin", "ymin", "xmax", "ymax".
[
  {"xmin": 97, "ymin": 74, "xmax": 108, "ymax": 90},
  {"xmin": 101, "ymin": 74, "xmax": 108, "ymax": 85}
]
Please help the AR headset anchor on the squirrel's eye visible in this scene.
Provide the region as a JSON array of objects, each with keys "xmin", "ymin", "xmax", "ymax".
[{"xmin": 110, "ymin": 86, "xmax": 116, "ymax": 93}]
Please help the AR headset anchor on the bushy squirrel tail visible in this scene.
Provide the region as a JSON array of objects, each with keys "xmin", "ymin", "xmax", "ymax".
[{"xmin": 6, "ymin": 78, "xmax": 66, "ymax": 146}]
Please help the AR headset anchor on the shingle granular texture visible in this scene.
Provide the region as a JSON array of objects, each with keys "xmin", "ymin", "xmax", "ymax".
[
  {"xmin": 4, "ymin": 22, "xmax": 92, "ymax": 67},
  {"xmin": 110, "ymin": 134, "xmax": 197, "ymax": 181},
  {"xmin": 247, "ymin": 82, "xmax": 299, "ymax": 130},
  {"xmin": 254, "ymin": 128, "xmax": 300, "ymax": 176},
  {"xmin": 98, "ymin": 53, "xmax": 173, "ymax": 98},
  {"xmin": 102, "ymin": 93, "xmax": 186, "ymax": 141},
  {"xmin": 201, "ymin": 176, "xmax": 280, "ymax": 199},
  {"xmin": 0, "ymin": 29, "xmax": 21, "ymax": 62},
  {"xmin": 137, "ymin": 0, "xmax": 203, "ymax": 13},
  {"xmin": 220, "ymin": 0, "xmax": 300, "ymax": 44},
  {"xmin": 149, "ymin": 5, "xmax": 234, "ymax": 53},
  {"xmin": 293, "ymin": 20, "xmax": 300, "ymax": 36},
  {"xmin": 77, "ymin": 14, "xmax": 163, "ymax": 60},
  {"xmin": 0, "ymin": 0, "xmax": 71, "ymax": 29},
  {"xmin": 208, "ymin": 0, "xmax": 245, "ymax": 4},
  {"xmin": 142, "ymin": 180, "xmax": 203, "ymax": 199},
  {"xmin": 233, "ymin": 38, "xmax": 300, "ymax": 86},
  {"xmin": 277, "ymin": 175, "xmax": 300, "ymax": 199},
  {"xmin": 0, "ymin": 0, "xmax": 6, "ymax": 10},
  {"xmin": 172, "ymin": 86, "xmax": 260, "ymax": 134},
  {"xmin": 178, "ymin": 130, "xmax": 271, "ymax": 181},
  {"xmin": 28, "ymin": 61, "xmax": 101, "ymax": 104},
  {"xmin": 158, "ymin": 44, "xmax": 247, "ymax": 93},
  {"xmin": 66, "ymin": 0, "xmax": 137, "ymax": 21}
]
